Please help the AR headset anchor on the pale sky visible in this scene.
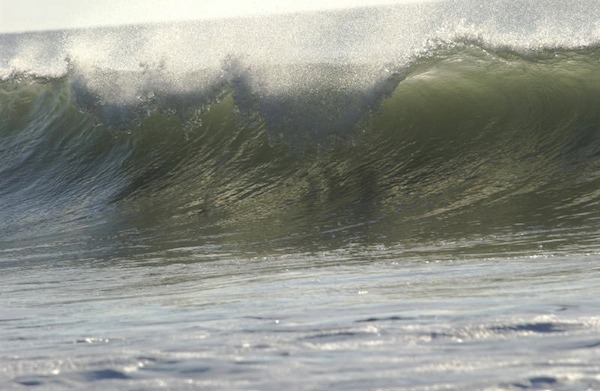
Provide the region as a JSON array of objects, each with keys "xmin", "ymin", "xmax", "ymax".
[{"xmin": 0, "ymin": 0, "xmax": 429, "ymax": 33}]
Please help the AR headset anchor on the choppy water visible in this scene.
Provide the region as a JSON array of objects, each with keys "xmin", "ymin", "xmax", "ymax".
[{"xmin": 1, "ymin": 0, "xmax": 599, "ymax": 389}]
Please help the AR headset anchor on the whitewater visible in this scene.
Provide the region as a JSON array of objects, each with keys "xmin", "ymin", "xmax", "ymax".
[{"xmin": 1, "ymin": 0, "xmax": 599, "ymax": 389}]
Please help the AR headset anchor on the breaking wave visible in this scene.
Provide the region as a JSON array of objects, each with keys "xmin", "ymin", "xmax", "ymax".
[{"xmin": 1, "ymin": 1, "xmax": 599, "ymax": 255}]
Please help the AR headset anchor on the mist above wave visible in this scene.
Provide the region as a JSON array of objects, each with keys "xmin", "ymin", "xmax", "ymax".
[{"xmin": 2, "ymin": 0, "xmax": 599, "ymax": 96}]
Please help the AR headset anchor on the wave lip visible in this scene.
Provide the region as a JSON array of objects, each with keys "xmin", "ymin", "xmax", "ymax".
[{"xmin": 2, "ymin": 0, "xmax": 600, "ymax": 79}]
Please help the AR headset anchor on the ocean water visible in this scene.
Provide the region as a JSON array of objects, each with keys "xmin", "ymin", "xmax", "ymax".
[{"xmin": 1, "ymin": 1, "xmax": 599, "ymax": 389}]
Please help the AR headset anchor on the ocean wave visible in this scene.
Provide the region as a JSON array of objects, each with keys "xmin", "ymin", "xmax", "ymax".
[
  {"xmin": 1, "ymin": 42, "xmax": 598, "ymax": 253},
  {"xmin": 2, "ymin": 0, "xmax": 600, "ymax": 253}
]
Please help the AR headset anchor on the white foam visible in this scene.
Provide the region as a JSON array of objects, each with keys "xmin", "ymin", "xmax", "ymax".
[{"xmin": 2, "ymin": 0, "xmax": 599, "ymax": 99}]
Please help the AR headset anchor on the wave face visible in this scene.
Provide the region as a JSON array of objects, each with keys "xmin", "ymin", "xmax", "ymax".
[{"xmin": 1, "ymin": 0, "xmax": 599, "ymax": 256}]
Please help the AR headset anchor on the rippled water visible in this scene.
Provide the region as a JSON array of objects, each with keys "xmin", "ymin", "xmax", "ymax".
[{"xmin": 2, "ymin": 245, "xmax": 599, "ymax": 390}]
